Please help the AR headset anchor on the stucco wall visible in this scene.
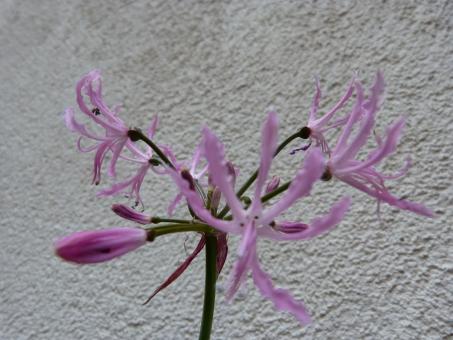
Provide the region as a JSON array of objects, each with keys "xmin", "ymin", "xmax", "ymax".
[{"xmin": 1, "ymin": 1, "xmax": 452, "ymax": 339}]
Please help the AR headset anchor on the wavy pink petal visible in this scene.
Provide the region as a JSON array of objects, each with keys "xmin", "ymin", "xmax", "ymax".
[
  {"xmin": 259, "ymin": 197, "xmax": 351, "ymax": 241},
  {"xmin": 252, "ymin": 112, "xmax": 279, "ymax": 211},
  {"xmin": 226, "ymin": 222, "xmax": 256, "ymax": 300},
  {"xmin": 203, "ymin": 127, "xmax": 245, "ymax": 221},
  {"xmin": 251, "ymin": 251, "xmax": 311, "ymax": 325},
  {"xmin": 308, "ymin": 77, "xmax": 322, "ymax": 122},
  {"xmin": 262, "ymin": 148, "xmax": 324, "ymax": 223}
]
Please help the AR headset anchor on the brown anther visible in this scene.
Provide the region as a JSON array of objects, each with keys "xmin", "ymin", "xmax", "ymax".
[
  {"xmin": 92, "ymin": 108, "xmax": 101, "ymax": 115},
  {"xmin": 181, "ymin": 169, "xmax": 195, "ymax": 191}
]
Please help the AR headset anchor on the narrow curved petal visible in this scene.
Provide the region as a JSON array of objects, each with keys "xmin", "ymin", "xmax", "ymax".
[
  {"xmin": 76, "ymin": 70, "xmax": 101, "ymax": 116},
  {"xmin": 144, "ymin": 236, "xmax": 206, "ymax": 304},
  {"xmin": 333, "ymin": 81, "xmax": 364, "ymax": 155},
  {"xmin": 226, "ymin": 222, "xmax": 256, "ymax": 300},
  {"xmin": 64, "ymin": 108, "xmax": 103, "ymax": 141},
  {"xmin": 334, "ymin": 108, "xmax": 375, "ymax": 166},
  {"xmin": 262, "ymin": 148, "xmax": 324, "ymax": 223},
  {"xmin": 92, "ymin": 140, "xmax": 112, "ymax": 185},
  {"xmin": 108, "ymin": 137, "xmax": 128, "ymax": 178},
  {"xmin": 203, "ymin": 127, "xmax": 244, "ymax": 221},
  {"xmin": 76, "ymin": 137, "xmax": 99, "ymax": 153},
  {"xmin": 312, "ymin": 77, "xmax": 355, "ymax": 128},
  {"xmin": 168, "ymin": 169, "xmax": 240, "ymax": 234},
  {"xmin": 363, "ymin": 71, "xmax": 385, "ymax": 114},
  {"xmin": 167, "ymin": 193, "xmax": 183, "ymax": 216},
  {"xmin": 147, "ymin": 115, "xmax": 159, "ymax": 139},
  {"xmin": 251, "ymin": 251, "xmax": 311, "ymax": 325},
  {"xmin": 341, "ymin": 118, "xmax": 405, "ymax": 173},
  {"xmin": 259, "ymin": 197, "xmax": 351, "ymax": 241},
  {"xmin": 308, "ymin": 77, "xmax": 322, "ymax": 122},
  {"xmin": 340, "ymin": 175, "xmax": 433, "ymax": 217},
  {"xmin": 252, "ymin": 112, "xmax": 279, "ymax": 209},
  {"xmin": 97, "ymin": 164, "xmax": 150, "ymax": 206}
]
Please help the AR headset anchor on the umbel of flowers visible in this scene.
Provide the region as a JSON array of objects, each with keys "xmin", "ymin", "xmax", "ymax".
[{"xmin": 55, "ymin": 70, "xmax": 432, "ymax": 339}]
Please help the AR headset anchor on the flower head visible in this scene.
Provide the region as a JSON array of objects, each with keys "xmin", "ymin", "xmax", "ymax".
[
  {"xmin": 55, "ymin": 227, "xmax": 148, "ymax": 264},
  {"xmin": 64, "ymin": 70, "xmax": 131, "ymax": 185},
  {"xmin": 324, "ymin": 73, "xmax": 433, "ymax": 217},
  {"xmin": 169, "ymin": 111, "xmax": 351, "ymax": 324}
]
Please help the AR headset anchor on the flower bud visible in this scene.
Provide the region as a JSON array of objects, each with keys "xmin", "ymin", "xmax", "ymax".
[
  {"xmin": 112, "ymin": 204, "xmax": 151, "ymax": 224},
  {"xmin": 265, "ymin": 176, "xmax": 280, "ymax": 194},
  {"xmin": 55, "ymin": 227, "xmax": 147, "ymax": 264}
]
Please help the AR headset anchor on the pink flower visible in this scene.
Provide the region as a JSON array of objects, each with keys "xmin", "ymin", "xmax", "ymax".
[
  {"xmin": 299, "ymin": 75, "xmax": 356, "ymax": 153},
  {"xmin": 325, "ymin": 73, "xmax": 433, "ymax": 217},
  {"xmin": 64, "ymin": 70, "xmax": 131, "ymax": 185},
  {"xmin": 55, "ymin": 227, "xmax": 148, "ymax": 264},
  {"xmin": 169, "ymin": 111, "xmax": 351, "ymax": 325},
  {"xmin": 96, "ymin": 115, "xmax": 162, "ymax": 206}
]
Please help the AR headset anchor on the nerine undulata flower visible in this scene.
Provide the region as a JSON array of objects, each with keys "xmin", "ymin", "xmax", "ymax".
[
  {"xmin": 324, "ymin": 74, "xmax": 433, "ymax": 217},
  {"xmin": 97, "ymin": 115, "xmax": 162, "ymax": 206},
  {"xmin": 64, "ymin": 70, "xmax": 131, "ymax": 185},
  {"xmin": 169, "ymin": 112, "xmax": 351, "ymax": 325},
  {"xmin": 55, "ymin": 227, "xmax": 148, "ymax": 264},
  {"xmin": 299, "ymin": 75, "xmax": 355, "ymax": 153}
]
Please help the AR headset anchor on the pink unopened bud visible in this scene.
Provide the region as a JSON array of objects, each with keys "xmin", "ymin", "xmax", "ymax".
[
  {"xmin": 112, "ymin": 204, "xmax": 151, "ymax": 224},
  {"xmin": 265, "ymin": 176, "xmax": 280, "ymax": 194},
  {"xmin": 55, "ymin": 227, "xmax": 148, "ymax": 264},
  {"xmin": 276, "ymin": 221, "xmax": 309, "ymax": 233}
]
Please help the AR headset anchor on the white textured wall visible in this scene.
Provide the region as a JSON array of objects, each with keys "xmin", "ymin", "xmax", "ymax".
[{"xmin": 1, "ymin": 1, "xmax": 452, "ymax": 339}]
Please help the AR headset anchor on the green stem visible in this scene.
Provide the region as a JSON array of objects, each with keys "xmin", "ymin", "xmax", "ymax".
[
  {"xmin": 148, "ymin": 223, "xmax": 214, "ymax": 239},
  {"xmin": 128, "ymin": 129, "xmax": 175, "ymax": 169},
  {"xmin": 260, "ymin": 181, "xmax": 290, "ymax": 203},
  {"xmin": 199, "ymin": 235, "xmax": 217, "ymax": 340},
  {"xmin": 217, "ymin": 130, "xmax": 304, "ymax": 218},
  {"xmin": 150, "ymin": 217, "xmax": 192, "ymax": 224}
]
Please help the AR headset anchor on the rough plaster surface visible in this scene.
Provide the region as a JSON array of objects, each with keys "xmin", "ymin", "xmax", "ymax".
[{"xmin": 1, "ymin": 1, "xmax": 452, "ymax": 339}]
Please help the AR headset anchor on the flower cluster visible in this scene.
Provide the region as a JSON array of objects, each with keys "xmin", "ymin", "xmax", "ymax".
[{"xmin": 56, "ymin": 70, "xmax": 432, "ymax": 331}]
